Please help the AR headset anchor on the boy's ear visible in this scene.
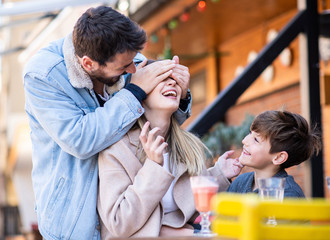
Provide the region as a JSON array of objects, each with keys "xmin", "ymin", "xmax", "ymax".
[{"xmin": 272, "ymin": 151, "xmax": 288, "ymax": 165}]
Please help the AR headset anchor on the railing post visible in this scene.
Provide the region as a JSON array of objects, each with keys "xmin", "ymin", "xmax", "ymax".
[{"xmin": 298, "ymin": 0, "xmax": 324, "ymax": 197}]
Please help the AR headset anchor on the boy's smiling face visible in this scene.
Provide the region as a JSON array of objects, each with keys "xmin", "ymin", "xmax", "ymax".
[{"xmin": 239, "ymin": 131, "xmax": 277, "ymax": 170}]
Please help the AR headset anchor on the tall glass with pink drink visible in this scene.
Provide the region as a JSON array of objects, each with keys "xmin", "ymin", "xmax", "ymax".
[{"xmin": 190, "ymin": 176, "xmax": 219, "ymax": 236}]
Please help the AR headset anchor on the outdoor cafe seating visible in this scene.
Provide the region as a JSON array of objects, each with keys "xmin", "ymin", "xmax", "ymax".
[{"xmin": 211, "ymin": 193, "xmax": 330, "ymax": 240}]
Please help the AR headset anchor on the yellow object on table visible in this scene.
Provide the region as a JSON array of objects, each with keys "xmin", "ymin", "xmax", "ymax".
[{"xmin": 211, "ymin": 193, "xmax": 330, "ymax": 240}]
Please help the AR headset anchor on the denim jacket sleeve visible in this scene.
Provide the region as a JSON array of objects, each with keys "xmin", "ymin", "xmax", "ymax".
[
  {"xmin": 174, "ymin": 89, "xmax": 191, "ymax": 125},
  {"xmin": 24, "ymin": 66, "xmax": 144, "ymax": 159}
]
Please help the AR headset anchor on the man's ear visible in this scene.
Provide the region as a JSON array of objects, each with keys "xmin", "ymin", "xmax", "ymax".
[
  {"xmin": 81, "ymin": 56, "xmax": 95, "ymax": 72},
  {"xmin": 272, "ymin": 151, "xmax": 288, "ymax": 166}
]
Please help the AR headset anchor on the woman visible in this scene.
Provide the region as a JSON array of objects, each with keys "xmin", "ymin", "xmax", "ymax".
[{"xmin": 97, "ymin": 61, "xmax": 243, "ymax": 238}]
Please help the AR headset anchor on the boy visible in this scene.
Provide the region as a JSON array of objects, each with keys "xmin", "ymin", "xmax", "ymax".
[{"xmin": 227, "ymin": 110, "xmax": 321, "ymax": 197}]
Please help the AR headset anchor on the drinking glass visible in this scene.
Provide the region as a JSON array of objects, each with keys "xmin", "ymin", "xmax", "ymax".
[
  {"xmin": 326, "ymin": 176, "xmax": 330, "ymax": 193},
  {"xmin": 190, "ymin": 175, "xmax": 219, "ymax": 237},
  {"xmin": 257, "ymin": 177, "xmax": 286, "ymax": 225}
]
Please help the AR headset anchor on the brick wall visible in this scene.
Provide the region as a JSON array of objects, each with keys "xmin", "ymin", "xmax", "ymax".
[{"xmin": 226, "ymin": 83, "xmax": 301, "ymax": 124}]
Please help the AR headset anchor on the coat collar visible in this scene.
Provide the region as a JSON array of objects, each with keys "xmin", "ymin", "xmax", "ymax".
[{"xmin": 127, "ymin": 127, "xmax": 141, "ymax": 147}]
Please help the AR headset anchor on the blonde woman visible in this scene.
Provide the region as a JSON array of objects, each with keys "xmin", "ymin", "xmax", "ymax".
[{"xmin": 97, "ymin": 61, "xmax": 243, "ymax": 238}]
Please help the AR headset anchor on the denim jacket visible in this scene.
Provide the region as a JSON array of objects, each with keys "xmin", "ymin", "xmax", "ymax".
[
  {"xmin": 227, "ymin": 169, "xmax": 305, "ymax": 198},
  {"xmin": 23, "ymin": 33, "xmax": 191, "ymax": 240}
]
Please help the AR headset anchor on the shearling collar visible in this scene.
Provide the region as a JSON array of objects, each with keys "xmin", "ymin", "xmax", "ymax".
[
  {"xmin": 62, "ymin": 33, "xmax": 125, "ymax": 95},
  {"xmin": 63, "ymin": 33, "xmax": 93, "ymax": 89}
]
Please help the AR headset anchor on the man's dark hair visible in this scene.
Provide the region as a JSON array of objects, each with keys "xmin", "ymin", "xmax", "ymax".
[
  {"xmin": 73, "ymin": 6, "xmax": 146, "ymax": 66},
  {"xmin": 251, "ymin": 110, "xmax": 322, "ymax": 169}
]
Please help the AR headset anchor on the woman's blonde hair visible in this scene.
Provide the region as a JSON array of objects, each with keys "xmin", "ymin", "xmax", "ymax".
[{"xmin": 136, "ymin": 115, "xmax": 209, "ymax": 175}]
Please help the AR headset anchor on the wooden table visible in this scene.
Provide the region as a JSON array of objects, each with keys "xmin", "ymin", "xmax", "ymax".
[{"xmin": 111, "ymin": 237, "xmax": 228, "ymax": 240}]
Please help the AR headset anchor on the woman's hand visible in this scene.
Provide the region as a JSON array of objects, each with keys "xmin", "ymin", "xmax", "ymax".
[
  {"xmin": 139, "ymin": 121, "xmax": 168, "ymax": 166},
  {"xmin": 218, "ymin": 150, "xmax": 244, "ymax": 179}
]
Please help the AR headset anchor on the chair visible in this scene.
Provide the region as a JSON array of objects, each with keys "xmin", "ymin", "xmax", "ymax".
[{"xmin": 211, "ymin": 193, "xmax": 330, "ymax": 240}]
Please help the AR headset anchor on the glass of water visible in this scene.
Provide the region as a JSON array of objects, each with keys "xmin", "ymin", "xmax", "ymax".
[{"xmin": 257, "ymin": 177, "xmax": 286, "ymax": 225}]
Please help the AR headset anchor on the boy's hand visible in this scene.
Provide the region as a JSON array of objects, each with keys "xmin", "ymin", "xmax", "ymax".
[
  {"xmin": 171, "ymin": 55, "xmax": 190, "ymax": 99},
  {"xmin": 139, "ymin": 121, "xmax": 168, "ymax": 166},
  {"xmin": 218, "ymin": 150, "xmax": 244, "ymax": 179},
  {"xmin": 131, "ymin": 59, "xmax": 176, "ymax": 94}
]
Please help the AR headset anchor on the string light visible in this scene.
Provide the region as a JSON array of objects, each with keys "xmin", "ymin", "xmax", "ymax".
[
  {"xmin": 150, "ymin": 34, "xmax": 158, "ymax": 43},
  {"xmin": 160, "ymin": 26, "xmax": 169, "ymax": 37},
  {"xmin": 117, "ymin": 0, "xmax": 129, "ymax": 12},
  {"xmin": 149, "ymin": 0, "xmax": 220, "ymax": 51},
  {"xmin": 168, "ymin": 19, "xmax": 178, "ymax": 30},
  {"xmin": 179, "ymin": 12, "xmax": 190, "ymax": 22},
  {"xmin": 197, "ymin": 0, "xmax": 206, "ymax": 12}
]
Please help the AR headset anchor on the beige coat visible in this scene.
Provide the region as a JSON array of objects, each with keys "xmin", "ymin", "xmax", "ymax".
[{"xmin": 97, "ymin": 128, "xmax": 230, "ymax": 239}]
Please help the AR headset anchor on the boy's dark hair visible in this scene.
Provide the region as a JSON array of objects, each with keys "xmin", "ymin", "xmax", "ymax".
[
  {"xmin": 72, "ymin": 6, "xmax": 146, "ymax": 66},
  {"xmin": 251, "ymin": 110, "xmax": 322, "ymax": 169}
]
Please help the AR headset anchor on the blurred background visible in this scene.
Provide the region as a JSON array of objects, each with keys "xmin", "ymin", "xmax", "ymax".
[{"xmin": 0, "ymin": 0, "xmax": 330, "ymax": 239}]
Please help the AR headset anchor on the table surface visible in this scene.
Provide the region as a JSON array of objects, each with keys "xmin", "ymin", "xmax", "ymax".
[{"xmin": 111, "ymin": 237, "xmax": 227, "ymax": 240}]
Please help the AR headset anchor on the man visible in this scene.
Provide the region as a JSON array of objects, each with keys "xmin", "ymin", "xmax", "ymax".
[{"xmin": 23, "ymin": 6, "xmax": 191, "ymax": 240}]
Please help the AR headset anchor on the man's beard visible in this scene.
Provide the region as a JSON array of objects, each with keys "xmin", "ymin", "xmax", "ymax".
[
  {"xmin": 89, "ymin": 69, "xmax": 127, "ymax": 87},
  {"xmin": 91, "ymin": 75, "xmax": 120, "ymax": 87}
]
